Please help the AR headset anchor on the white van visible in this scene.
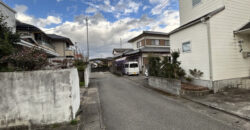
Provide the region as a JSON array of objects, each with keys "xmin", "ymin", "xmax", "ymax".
[{"xmin": 124, "ymin": 61, "xmax": 139, "ymax": 75}]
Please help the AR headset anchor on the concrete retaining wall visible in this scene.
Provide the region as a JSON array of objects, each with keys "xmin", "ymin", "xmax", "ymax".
[
  {"xmin": 0, "ymin": 69, "xmax": 80, "ymax": 128},
  {"xmin": 213, "ymin": 77, "xmax": 250, "ymax": 93},
  {"xmin": 84, "ymin": 64, "xmax": 91, "ymax": 88},
  {"xmin": 148, "ymin": 77, "xmax": 181, "ymax": 95}
]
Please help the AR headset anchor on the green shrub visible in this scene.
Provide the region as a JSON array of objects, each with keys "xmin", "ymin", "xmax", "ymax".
[
  {"xmin": 70, "ymin": 120, "xmax": 78, "ymax": 125},
  {"xmin": 160, "ymin": 51, "xmax": 186, "ymax": 79},
  {"xmin": 148, "ymin": 56, "xmax": 161, "ymax": 76},
  {"xmin": 80, "ymin": 82, "xmax": 85, "ymax": 87},
  {"xmin": 0, "ymin": 47, "xmax": 48, "ymax": 71},
  {"xmin": 185, "ymin": 76, "xmax": 193, "ymax": 82},
  {"xmin": 189, "ymin": 69, "xmax": 204, "ymax": 79},
  {"xmin": 74, "ymin": 60, "xmax": 87, "ymax": 71}
]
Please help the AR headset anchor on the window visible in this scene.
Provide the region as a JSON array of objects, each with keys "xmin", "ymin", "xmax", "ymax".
[
  {"xmin": 192, "ymin": 0, "xmax": 201, "ymax": 7},
  {"xmin": 182, "ymin": 41, "xmax": 191, "ymax": 52},
  {"xmin": 137, "ymin": 41, "xmax": 142, "ymax": 48},
  {"xmin": 151, "ymin": 40, "xmax": 159, "ymax": 45},
  {"xmin": 165, "ymin": 40, "xmax": 170, "ymax": 46},
  {"xmin": 125, "ymin": 64, "xmax": 129, "ymax": 68},
  {"xmin": 130, "ymin": 63, "xmax": 138, "ymax": 68}
]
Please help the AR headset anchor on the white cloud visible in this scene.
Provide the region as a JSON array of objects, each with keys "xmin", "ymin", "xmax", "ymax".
[
  {"xmin": 150, "ymin": 0, "xmax": 170, "ymax": 15},
  {"xmin": 12, "ymin": 2, "xmax": 180, "ymax": 58},
  {"xmin": 85, "ymin": 7, "xmax": 98, "ymax": 14},
  {"xmin": 143, "ymin": 5, "xmax": 150, "ymax": 11},
  {"xmin": 43, "ymin": 10, "xmax": 179, "ymax": 58},
  {"xmin": 14, "ymin": 4, "xmax": 62, "ymax": 28},
  {"xmin": 85, "ymin": 0, "xmax": 141, "ymax": 17}
]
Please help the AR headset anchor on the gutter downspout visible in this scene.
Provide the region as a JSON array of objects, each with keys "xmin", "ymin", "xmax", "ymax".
[{"xmin": 203, "ymin": 18, "xmax": 214, "ymax": 89}]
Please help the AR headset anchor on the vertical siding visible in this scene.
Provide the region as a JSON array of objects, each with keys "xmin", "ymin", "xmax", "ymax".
[
  {"xmin": 179, "ymin": 0, "xmax": 224, "ymax": 25},
  {"xmin": 210, "ymin": 0, "xmax": 250, "ymax": 80},
  {"xmin": 170, "ymin": 23, "xmax": 211, "ymax": 80},
  {"xmin": 0, "ymin": 3, "xmax": 16, "ymax": 32}
]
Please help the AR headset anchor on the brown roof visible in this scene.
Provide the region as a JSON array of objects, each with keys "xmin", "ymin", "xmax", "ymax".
[
  {"xmin": 113, "ymin": 48, "xmax": 133, "ymax": 54},
  {"xmin": 128, "ymin": 31, "xmax": 169, "ymax": 43}
]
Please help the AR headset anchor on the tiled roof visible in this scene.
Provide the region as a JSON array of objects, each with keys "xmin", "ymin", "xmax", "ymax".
[{"xmin": 47, "ymin": 34, "xmax": 74, "ymax": 45}]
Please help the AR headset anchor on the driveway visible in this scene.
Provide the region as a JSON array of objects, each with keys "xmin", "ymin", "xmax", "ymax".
[{"xmin": 91, "ymin": 72, "xmax": 248, "ymax": 130}]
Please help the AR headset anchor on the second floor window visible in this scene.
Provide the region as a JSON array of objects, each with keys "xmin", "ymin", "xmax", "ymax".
[
  {"xmin": 182, "ymin": 41, "xmax": 191, "ymax": 52},
  {"xmin": 151, "ymin": 40, "xmax": 159, "ymax": 45},
  {"xmin": 165, "ymin": 40, "xmax": 170, "ymax": 46},
  {"xmin": 192, "ymin": 0, "xmax": 201, "ymax": 7}
]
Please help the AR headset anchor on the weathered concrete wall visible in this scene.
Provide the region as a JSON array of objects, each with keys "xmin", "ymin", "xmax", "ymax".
[
  {"xmin": 84, "ymin": 64, "xmax": 91, "ymax": 88},
  {"xmin": 213, "ymin": 77, "xmax": 250, "ymax": 93},
  {"xmin": 148, "ymin": 77, "xmax": 181, "ymax": 95},
  {"xmin": 0, "ymin": 69, "xmax": 80, "ymax": 128}
]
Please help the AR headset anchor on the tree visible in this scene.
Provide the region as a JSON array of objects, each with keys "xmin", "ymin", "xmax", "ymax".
[
  {"xmin": 0, "ymin": 15, "xmax": 20, "ymax": 57},
  {"xmin": 148, "ymin": 56, "xmax": 161, "ymax": 76},
  {"xmin": 161, "ymin": 51, "xmax": 186, "ymax": 79}
]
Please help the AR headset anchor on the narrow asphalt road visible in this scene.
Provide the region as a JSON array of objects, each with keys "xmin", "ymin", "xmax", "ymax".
[{"xmin": 92, "ymin": 72, "xmax": 241, "ymax": 130}]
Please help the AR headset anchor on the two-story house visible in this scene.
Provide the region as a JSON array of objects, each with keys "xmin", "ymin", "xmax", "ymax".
[
  {"xmin": 0, "ymin": 1, "xmax": 16, "ymax": 32},
  {"xmin": 16, "ymin": 21, "xmax": 59, "ymax": 57},
  {"xmin": 47, "ymin": 34, "xmax": 75, "ymax": 58},
  {"xmin": 170, "ymin": 0, "xmax": 250, "ymax": 92},
  {"xmin": 127, "ymin": 31, "xmax": 170, "ymax": 74}
]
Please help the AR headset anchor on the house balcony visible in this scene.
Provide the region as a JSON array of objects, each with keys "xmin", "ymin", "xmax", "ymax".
[
  {"xmin": 37, "ymin": 40, "xmax": 56, "ymax": 51},
  {"xmin": 65, "ymin": 49, "xmax": 75, "ymax": 57}
]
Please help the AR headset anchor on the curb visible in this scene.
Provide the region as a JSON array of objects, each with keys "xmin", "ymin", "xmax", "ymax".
[
  {"xmin": 96, "ymin": 87, "xmax": 106, "ymax": 130},
  {"xmin": 182, "ymin": 96, "xmax": 250, "ymax": 122}
]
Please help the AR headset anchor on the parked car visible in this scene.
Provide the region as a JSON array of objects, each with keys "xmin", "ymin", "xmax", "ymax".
[{"xmin": 124, "ymin": 61, "xmax": 139, "ymax": 76}]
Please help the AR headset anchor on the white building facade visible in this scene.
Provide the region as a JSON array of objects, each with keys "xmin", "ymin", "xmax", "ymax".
[
  {"xmin": 0, "ymin": 1, "xmax": 16, "ymax": 32},
  {"xmin": 170, "ymin": 0, "xmax": 250, "ymax": 92}
]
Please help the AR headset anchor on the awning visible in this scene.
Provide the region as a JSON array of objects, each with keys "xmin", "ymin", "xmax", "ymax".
[{"xmin": 234, "ymin": 22, "xmax": 250, "ymax": 34}]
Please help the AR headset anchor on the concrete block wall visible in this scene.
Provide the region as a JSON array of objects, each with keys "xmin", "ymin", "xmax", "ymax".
[
  {"xmin": 213, "ymin": 77, "xmax": 250, "ymax": 93},
  {"xmin": 148, "ymin": 76, "xmax": 181, "ymax": 95},
  {"xmin": 0, "ymin": 69, "xmax": 80, "ymax": 128}
]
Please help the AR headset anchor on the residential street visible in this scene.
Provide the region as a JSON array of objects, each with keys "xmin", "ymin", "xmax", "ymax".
[{"xmin": 91, "ymin": 72, "xmax": 250, "ymax": 130}]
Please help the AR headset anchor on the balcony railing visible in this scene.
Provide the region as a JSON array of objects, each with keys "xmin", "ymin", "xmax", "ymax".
[{"xmin": 37, "ymin": 40, "xmax": 56, "ymax": 50}]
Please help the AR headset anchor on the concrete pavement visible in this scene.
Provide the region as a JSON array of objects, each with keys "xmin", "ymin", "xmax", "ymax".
[{"xmin": 92, "ymin": 72, "xmax": 250, "ymax": 130}]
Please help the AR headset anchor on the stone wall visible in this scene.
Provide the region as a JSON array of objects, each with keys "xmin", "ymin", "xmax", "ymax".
[
  {"xmin": 0, "ymin": 69, "xmax": 80, "ymax": 128},
  {"xmin": 148, "ymin": 76, "xmax": 181, "ymax": 95}
]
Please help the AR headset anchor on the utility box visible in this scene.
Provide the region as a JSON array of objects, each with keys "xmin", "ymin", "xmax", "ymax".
[{"xmin": 242, "ymin": 52, "xmax": 250, "ymax": 58}]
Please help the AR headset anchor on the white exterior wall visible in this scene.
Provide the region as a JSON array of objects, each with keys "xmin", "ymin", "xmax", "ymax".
[
  {"xmin": 179, "ymin": 0, "xmax": 224, "ymax": 25},
  {"xmin": 0, "ymin": 2, "xmax": 16, "ymax": 32},
  {"xmin": 209, "ymin": 0, "xmax": 250, "ymax": 81},
  {"xmin": 170, "ymin": 23, "xmax": 211, "ymax": 80}
]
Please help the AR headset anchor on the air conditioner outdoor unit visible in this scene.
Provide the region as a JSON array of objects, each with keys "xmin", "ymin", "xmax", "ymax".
[{"xmin": 242, "ymin": 52, "xmax": 250, "ymax": 58}]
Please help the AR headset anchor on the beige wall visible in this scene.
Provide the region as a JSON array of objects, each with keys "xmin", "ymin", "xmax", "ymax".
[
  {"xmin": 53, "ymin": 41, "xmax": 66, "ymax": 56},
  {"xmin": 179, "ymin": 0, "xmax": 224, "ymax": 25},
  {"xmin": 209, "ymin": 0, "xmax": 250, "ymax": 80}
]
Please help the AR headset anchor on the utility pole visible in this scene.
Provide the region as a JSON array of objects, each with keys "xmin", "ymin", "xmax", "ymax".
[
  {"xmin": 86, "ymin": 17, "xmax": 89, "ymax": 61},
  {"xmin": 120, "ymin": 38, "xmax": 122, "ymax": 48}
]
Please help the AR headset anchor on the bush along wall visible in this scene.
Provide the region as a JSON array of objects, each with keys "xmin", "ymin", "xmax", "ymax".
[
  {"xmin": 74, "ymin": 59, "xmax": 87, "ymax": 82},
  {"xmin": 148, "ymin": 51, "xmax": 186, "ymax": 80}
]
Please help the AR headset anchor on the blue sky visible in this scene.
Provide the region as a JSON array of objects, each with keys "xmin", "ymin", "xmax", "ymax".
[{"xmin": 3, "ymin": 0, "xmax": 180, "ymax": 58}]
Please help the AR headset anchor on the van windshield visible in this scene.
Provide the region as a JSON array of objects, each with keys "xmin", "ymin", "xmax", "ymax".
[{"xmin": 130, "ymin": 63, "xmax": 138, "ymax": 68}]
